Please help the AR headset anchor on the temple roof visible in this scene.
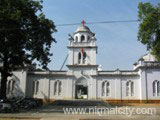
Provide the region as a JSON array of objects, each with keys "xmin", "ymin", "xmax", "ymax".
[{"xmin": 76, "ymin": 26, "xmax": 90, "ymax": 32}]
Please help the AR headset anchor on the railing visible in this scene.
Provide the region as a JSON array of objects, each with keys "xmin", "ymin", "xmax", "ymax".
[
  {"xmin": 69, "ymin": 42, "xmax": 96, "ymax": 47},
  {"xmin": 99, "ymin": 71, "xmax": 138, "ymax": 75},
  {"xmin": 133, "ymin": 61, "xmax": 160, "ymax": 70}
]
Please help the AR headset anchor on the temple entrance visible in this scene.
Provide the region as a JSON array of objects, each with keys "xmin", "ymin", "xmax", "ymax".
[
  {"xmin": 76, "ymin": 85, "xmax": 88, "ymax": 99},
  {"xmin": 75, "ymin": 78, "xmax": 88, "ymax": 99}
]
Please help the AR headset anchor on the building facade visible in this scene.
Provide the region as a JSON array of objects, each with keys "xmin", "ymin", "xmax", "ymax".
[{"xmin": 4, "ymin": 22, "xmax": 160, "ymax": 102}]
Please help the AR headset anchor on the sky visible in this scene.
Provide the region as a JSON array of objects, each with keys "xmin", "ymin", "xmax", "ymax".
[{"xmin": 41, "ymin": 0, "xmax": 158, "ymax": 71}]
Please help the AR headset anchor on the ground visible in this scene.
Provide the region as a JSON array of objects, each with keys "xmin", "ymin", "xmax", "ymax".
[{"xmin": 0, "ymin": 100, "xmax": 160, "ymax": 120}]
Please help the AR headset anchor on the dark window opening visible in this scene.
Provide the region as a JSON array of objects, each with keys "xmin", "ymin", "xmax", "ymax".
[{"xmin": 81, "ymin": 35, "xmax": 85, "ymax": 42}]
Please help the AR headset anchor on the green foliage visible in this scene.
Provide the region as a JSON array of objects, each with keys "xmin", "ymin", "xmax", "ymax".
[
  {"xmin": 138, "ymin": 2, "xmax": 160, "ymax": 60},
  {"xmin": 0, "ymin": 0, "xmax": 57, "ymax": 70},
  {"xmin": 0, "ymin": 0, "xmax": 57, "ymax": 98}
]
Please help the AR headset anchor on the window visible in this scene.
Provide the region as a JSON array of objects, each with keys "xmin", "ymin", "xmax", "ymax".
[
  {"xmin": 54, "ymin": 81, "xmax": 57, "ymax": 95},
  {"xmin": 153, "ymin": 80, "xmax": 160, "ymax": 96},
  {"xmin": 81, "ymin": 35, "xmax": 85, "ymax": 42},
  {"xmin": 131, "ymin": 81, "xmax": 134, "ymax": 96},
  {"xmin": 12, "ymin": 81, "xmax": 15, "ymax": 92},
  {"xmin": 7, "ymin": 80, "xmax": 11, "ymax": 94},
  {"xmin": 83, "ymin": 52, "xmax": 87, "ymax": 64},
  {"xmin": 78, "ymin": 52, "xmax": 81, "ymax": 64},
  {"xmin": 54, "ymin": 80, "xmax": 62, "ymax": 96},
  {"xmin": 102, "ymin": 82, "xmax": 105, "ymax": 96},
  {"xmin": 75, "ymin": 36, "xmax": 78, "ymax": 42},
  {"xmin": 106, "ymin": 82, "xmax": 110, "ymax": 96},
  {"xmin": 87, "ymin": 36, "xmax": 90, "ymax": 41},
  {"xmin": 7, "ymin": 80, "xmax": 15, "ymax": 94},
  {"xmin": 126, "ymin": 81, "xmax": 129, "ymax": 96},
  {"xmin": 153, "ymin": 81, "xmax": 156, "ymax": 96},
  {"xmin": 158, "ymin": 81, "xmax": 160, "ymax": 96},
  {"xmin": 126, "ymin": 81, "xmax": 134, "ymax": 96},
  {"xmin": 33, "ymin": 81, "xmax": 39, "ymax": 95},
  {"xmin": 58, "ymin": 81, "xmax": 62, "ymax": 95},
  {"xmin": 36, "ymin": 81, "xmax": 39, "ymax": 94},
  {"xmin": 102, "ymin": 81, "xmax": 110, "ymax": 96}
]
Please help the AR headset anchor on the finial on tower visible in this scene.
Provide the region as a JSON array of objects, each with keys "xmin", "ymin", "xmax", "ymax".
[{"xmin": 81, "ymin": 20, "xmax": 86, "ymax": 27}]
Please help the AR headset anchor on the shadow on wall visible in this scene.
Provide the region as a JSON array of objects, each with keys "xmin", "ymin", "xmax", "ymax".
[
  {"xmin": 7, "ymin": 74, "xmax": 25, "ymax": 98},
  {"xmin": 41, "ymin": 91, "xmax": 49, "ymax": 103}
]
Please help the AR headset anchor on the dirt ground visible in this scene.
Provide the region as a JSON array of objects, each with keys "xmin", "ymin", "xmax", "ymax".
[{"xmin": 0, "ymin": 103, "xmax": 160, "ymax": 120}]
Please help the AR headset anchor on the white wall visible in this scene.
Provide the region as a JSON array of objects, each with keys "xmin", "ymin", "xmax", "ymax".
[
  {"xmin": 97, "ymin": 75, "xmax": 140, "ymax": 100},
  {"xmin": 145, "ymin": 68, "xmax": 160, "ymax": 100}
]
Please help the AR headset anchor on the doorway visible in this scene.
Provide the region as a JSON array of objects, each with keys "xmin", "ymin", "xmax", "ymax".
[{"xmin": 76, "ymin": 85, "xmax": 88, "ymax": 99}]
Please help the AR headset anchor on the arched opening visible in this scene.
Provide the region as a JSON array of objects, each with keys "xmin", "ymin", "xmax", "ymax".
[
  {"xmin": 102, "ymin": 82, "xmax": 105, "ymax": 96},
  {"xmin": 75, "ymin": 36, "xmax": 78, "ymax": 42},
  {"xmin": 54, "ymin": 80, "xmax": 62, "ymax": 96},
  {"xmin": 12, "ymin": 80, "xmax": 15, "ymax": 93},
  {"xmin": 153, "ymin": 81, "xmax": 156, "ymax": 96},
  {"xmin": 81, "ymin": 35, "xmax": 85, "ymax": 42},
  {"xmin": 126, "ymin": 80, "xmax": 134, "ymax": 96},
  {"xmin": 78, "ymin": 52, "xmax": 81, "ymax": 64},
  {"xmin": 157, "ymin": 81, "xmax": 160, "ymax": 96},
  {"xmin": 35, "ymin": 81, "xmax": 39, "ymax": 94},
  {"xmin": 7, "ymin": 80, "xmax": 11, "ymax": 94},
  {"xmin": 102, "ymin": 81, "xmax": 110, "ymax": 97},
  {"xmin": 75, "ymin": 78, "xmax": 88, "ymax": 99},
  {"xmin": 83, "ymin": 52, "xmax": 87, "ymax": 64},
  {"xmin": 126, "ymin": 81, "xmax": 129, "ymax": 96},
  {"xmin": 153, "ymin": 80, "xmax": 160, "ymax": 96},
  {"xmin": 106, "ymin": 82, "xmax": 110, "ymax": 96},
  {"xmin": 54, "ymin": 81, "xmax": 57, "ymax": 95},
  {"xmin": 131, "ymin": 81, "xmax": 134, "ymax": 96},
  {"xmin": 58, "ymin": 81, "xmax": 62, "ymax": 95},
  {"xmin": 87, "ymin": 36, "xmax": 90, "ymax": 42}
]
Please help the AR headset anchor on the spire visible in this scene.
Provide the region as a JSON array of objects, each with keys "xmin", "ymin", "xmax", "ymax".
[{"xmin": 81, "ymin": 20, "xmax": 86, "ymax": 27}]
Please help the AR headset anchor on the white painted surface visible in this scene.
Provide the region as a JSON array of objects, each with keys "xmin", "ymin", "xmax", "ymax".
[{"xmin": 1, "ymin": 25, "xmax": 160, "ymax": 101}]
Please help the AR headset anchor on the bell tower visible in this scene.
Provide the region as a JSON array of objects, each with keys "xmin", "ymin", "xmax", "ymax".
[{"xmin": 67, "ymin": 20, "xmax": 98, "ymax": 76}]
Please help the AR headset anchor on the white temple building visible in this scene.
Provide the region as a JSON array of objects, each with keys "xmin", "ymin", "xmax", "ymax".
[{"xmin": 4, "ymin": 21, "xmax": 160, "ymax": 102}]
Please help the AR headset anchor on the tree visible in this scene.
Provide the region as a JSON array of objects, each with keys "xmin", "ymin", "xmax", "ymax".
[
  {"xmin": 138, "ymin": 2, "xmax": 160, "ymax": 60},
  {"xmin": 0, "ymin": 0, "xmax": 57, "ymax": 99}
]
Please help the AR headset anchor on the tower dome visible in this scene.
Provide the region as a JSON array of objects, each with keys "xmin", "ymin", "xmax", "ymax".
[
  {"xmin": 73, "ymin": 20, "xmax": 95, "ymax": 43},
  {"xmin": 76, "ymin": 26, "xmax": 90, "ymax": 32},
  {"xmin": 74, "ymin": 20, "xmax": 93, "ymax": 34}
]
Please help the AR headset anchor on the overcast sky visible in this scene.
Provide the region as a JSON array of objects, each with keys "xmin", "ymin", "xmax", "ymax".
[{"xmin": 42, "ymin": 0, "xmax": 158, "ymax": 71}]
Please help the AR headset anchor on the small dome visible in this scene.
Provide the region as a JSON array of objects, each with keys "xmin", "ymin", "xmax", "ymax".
[
  {"xmin": 141, "ymin": 53, "xmax": 157, "ymax": 62},
  {"xmin": 76, "ymin": 26, "xmax": 90, "ymax": 32}
]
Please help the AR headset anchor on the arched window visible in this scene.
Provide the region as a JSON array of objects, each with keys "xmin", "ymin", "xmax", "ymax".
[
  {"xmin": 131, "ymin": 81, "xmax": 134, "ymax": 96},
  {"xmin": 58, "ymin": 81, "xmax": 62, "ymax": 95},
  {"xmin": 7, "ymin": 80, "xmax": 11, "ymax": 94},
  {"xmin": 157, "ymin": 81, "xmax": 160, "ymax": 96},
  {"xmin": 126, "ymin": 81, "xmax": 129, "ymax": 96},
  {"xmin": 106, "ymin": 82, "xmax": 110, "ymax": 96},
  {"xmin": 83, "ymin": 52, "xmax": 87, "ymax": 64},
  {"xmin": 153, "ymin": 81, "xmax": 156, "ymax": 96},
  {"xmin": 75, "ymin": 36, "xmax": 78, "ymax": 42},
  {"xmin": 12, "ymin": 80, "xmax": 15, "ymax": 92},
  {"xmin": 87, "ymin": 36, "xmax": 90, "ymax": 41},
  {"xmin": 126, "ymin": 81, "xmax": 134, "ymax": 96},
  {"xmin": 153, "ymin": 80, "xmax": 160, "ymax": 96},
  {"xmin": 35, "ymin": 81, "xmax": 39, "ymax": 94},
  {"xmin": 102, "ymin": 81, "xmax": 110, "ymax": 97},
  {"xmin": 102, "ymin": 82, "xmax": 105, "ymax": 96},
  {"xmin": 33, "ymin": 81, "xmax": 39, "ymax": 95},
  {"xmin": 54, "ymin": 81, "xmax": 57, "ymax": 95},
  {"xmin": 78, "ymin": 52, "xmax": 81, "ymax": 64},
  {"xmin": 81, "ymin": 35, "xmax": 85, "ymax": 42},
  {"xmin": 54, "ymin": 80, "xmax": 62, "ymax": 96}
]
